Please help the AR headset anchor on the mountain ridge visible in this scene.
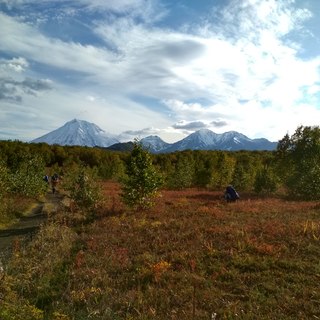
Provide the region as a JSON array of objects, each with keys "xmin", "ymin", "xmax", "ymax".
[
  {"xmin": 139, "ymin": 129, "xmax": 277, "ymax": 153},
  {"xmin": 31, "ymin": 119, "xmax": 278, "ymax": 152}
]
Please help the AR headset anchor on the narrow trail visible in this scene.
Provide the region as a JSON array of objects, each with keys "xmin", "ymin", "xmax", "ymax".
[{"xmin": 0, "ymin": 191, "xmax": 65, "ymax": 263}]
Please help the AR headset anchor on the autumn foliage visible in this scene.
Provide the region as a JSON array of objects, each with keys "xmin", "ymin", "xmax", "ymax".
[
  {"xmin": 1, "ymin": 181, "xmax": 320, "ymax": 319},
  {"xmin": 1, "ymin": 126, "xmax": 320, "ymax": 319}
]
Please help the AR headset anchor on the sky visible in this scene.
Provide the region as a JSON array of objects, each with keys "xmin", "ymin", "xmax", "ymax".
[{"xmin": 1, "ymin": 0, "xmax": 320, "ymax": 143}]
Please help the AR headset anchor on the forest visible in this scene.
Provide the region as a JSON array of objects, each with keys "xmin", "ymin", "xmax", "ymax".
[
  {"xmin": 0, "ymin": 125, "xmax": 320, "ymax": 319},
  {"xmin": 1, "ymin": 125, "xmax": 320, "ymax": 198}
]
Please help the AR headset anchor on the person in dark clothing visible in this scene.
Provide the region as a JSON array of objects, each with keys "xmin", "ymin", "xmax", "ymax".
[
  {"xmin": 51, "ymin": 173, "xmax": 59, "ymax": 194},
  {"xmin": 224, "ymin": 185, "xmax": 240, "ymax": 202}
]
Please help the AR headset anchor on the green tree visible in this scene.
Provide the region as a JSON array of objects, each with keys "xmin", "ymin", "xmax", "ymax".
[
  {"xmin": 210, "ymin": 152, "xmax": 236, "ymax": 189},
  {"xmin": 8, "ymin": 153, "xmax": 47, "ymax": 198},
  {"xmin": 254, "ymin": 165, "xmax": 279, "ymax": 194},
  {"xmin": 277, "ymin": 126, "xmax": 320, "ymax": 199},
  {"xmin": 232, "ymin": 155, "xmax": 255, "ymax": 191},
  {"xmin": 0, "ymin": 160, "xmax": 9, "ymax": 197},
  {"xmin": 167, "ymin": 152, "xmax": 195, "ymax": 189},
  {"xmin": 121, "ymin": 141, "xmax": 163, "ymax": 210},
  {"xmin": 0, "ymin": 161, "xmax": 9, "ymax": 219},
  {"xmin": 63, "ymin": 164, "xmax": 103, "ymax": 213},
  {"xmin": 98, "ymin": 154, "xmax": 126, "ymax": 180}
]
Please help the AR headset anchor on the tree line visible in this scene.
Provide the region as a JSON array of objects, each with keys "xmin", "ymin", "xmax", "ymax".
[{"xmin": 0, "ymin": 125, "xmax": 320, "ymax": 201}]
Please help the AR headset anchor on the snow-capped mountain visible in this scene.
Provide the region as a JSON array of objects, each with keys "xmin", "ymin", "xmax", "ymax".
[
  {"xmin": 105, "ymin": 129, "xmax": 277, "ymax": 153},
  {"xmin": 163, "ymin": 129, "xmax": 220, "ymax": 152},
  {"xmin": 141, "ymin": 136, "xmax": 171, "ymax": 153},
  {"xmin": 31, "ymin": 119, "xmax": 119, "ymax": 147},
  {"xmin": 162, "ymin": 129, "xmax": 276, "ymax": 152},
  {"xmin": 31, "ymin": 119, "xmax": 277, "ymax": 151},
  {"xmin": 215, "ymin": 131, "xmax": 276, "ymax": 150}
]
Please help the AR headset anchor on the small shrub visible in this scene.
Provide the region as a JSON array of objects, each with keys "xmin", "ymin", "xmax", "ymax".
[
  {"xmin": 0, "ymin": 292, "xmax": 44, "ymax": 320},
  {"xmin": 63, "ymin": 164, "xmax": 103, "ymax": 214},
  {"xmin": 166, "ymin": 155, "xmax": 195, "ymax": 189},
  {"xmin": 254, "ymin": 166, "xmax": 279, "ymax": 194},
  {"xmin": 8, "ymin": 154, "xmax": 47, "ymax": 198},
  {"xmin": 121, "ymin": 141, "xmax": 163, "ymax": 210}
]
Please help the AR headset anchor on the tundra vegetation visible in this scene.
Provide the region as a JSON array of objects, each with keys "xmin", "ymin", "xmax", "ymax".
[{"xmin": 0, "ymin": 126, "xmax": 320, "ymax": 319}]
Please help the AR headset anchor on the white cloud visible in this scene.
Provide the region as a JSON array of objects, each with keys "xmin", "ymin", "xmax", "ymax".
[
  {"xmin": 86, "ymin": 95, "xmax": 95, "ymax": 102},
  {"xmin": 118, "ymin": 127, "xmax": 163, "ymax": 142},
  {"xmin": 0, "ymin": 83, "xmax": 171, "ymax": 141},
  {"xmin": 78, "ymin": 0, "xmax": 167, "ymax": 23},
  {"xmin": 0, "ymin": 56, "xmax": 53, "ymax": 103},
  {"xmin": 163, "ymin": 0, "xmax": 320, "ymax": 140},
  {"xmin": 0, "ymin": 13, "xmax": 119, "ymax": 74},
  {"xmin": 0, "ymin": 0, "xmax": 166, "ymax": 23},
  {"xmin": 1, "ymin": 0, "xmax": 320, "ymax": 143},
  {"xmin": 0, "ymin": 57, "xmax": 29, "ymax": 73}
]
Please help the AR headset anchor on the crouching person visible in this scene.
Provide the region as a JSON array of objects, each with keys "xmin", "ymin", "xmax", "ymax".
[{"xmin": 224, "ymin": 185, "xmax": 240, "ymax": 202}]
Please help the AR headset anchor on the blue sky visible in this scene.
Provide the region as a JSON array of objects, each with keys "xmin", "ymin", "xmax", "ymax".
[{"xmin": 1, "ymin": 0, "xmax": 320, "ymax": 143}]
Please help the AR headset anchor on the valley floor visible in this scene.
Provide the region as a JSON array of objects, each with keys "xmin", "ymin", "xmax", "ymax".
[{"xmin": 1, "ymin": 182, "xmax": 320, "ymax": 319}]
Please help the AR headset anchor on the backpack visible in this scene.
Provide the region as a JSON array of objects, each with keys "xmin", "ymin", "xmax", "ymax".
[{"xmin": 225, "ymin": 185, "xmax": 240, "ymax": 201}]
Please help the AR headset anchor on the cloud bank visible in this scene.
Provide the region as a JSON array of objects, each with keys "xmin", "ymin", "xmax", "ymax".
[{"xmin": 1, "ymin": 0, "xmax": 320, "ymax": 142}]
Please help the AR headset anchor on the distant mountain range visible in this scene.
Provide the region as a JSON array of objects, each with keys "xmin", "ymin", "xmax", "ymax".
[{"xmin": 31, "ymin": 119, "xmax": 277, "ymax": 152}]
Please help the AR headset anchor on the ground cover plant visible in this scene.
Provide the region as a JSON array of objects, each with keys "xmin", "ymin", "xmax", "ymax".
[
  {"xmin": 0, "ymin": 154, "xmax": 48, "ymax": 228},
  {"xmin": 1, "ymin": 181, "xmax": 320, "ymax": 319}
]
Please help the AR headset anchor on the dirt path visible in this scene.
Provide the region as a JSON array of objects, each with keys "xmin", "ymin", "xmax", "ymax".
[{"xmin": 0, "ymin": 192, "xmax": 65, "ymax": 263}]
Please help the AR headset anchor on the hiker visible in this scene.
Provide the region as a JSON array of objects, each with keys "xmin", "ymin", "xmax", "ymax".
[
  {"xmin": 43, "ymin": 175, "xmax": 49, "ymax": 184},
  {"xmin": 224, "ymin": 185, "xmax": 240, "ymax": 202},
  {"xmin": 51, "ymin": 173, "xmax": 59, "ymax": 194}
]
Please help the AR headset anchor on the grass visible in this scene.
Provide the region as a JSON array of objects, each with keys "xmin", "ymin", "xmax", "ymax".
[
  {"xmin": 0, "ymin": 195, "xmax": 37, "ymax": 229},
  {"xmin": 1, "ymin": 182, "xmax": 320, "ymax": 319}
]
